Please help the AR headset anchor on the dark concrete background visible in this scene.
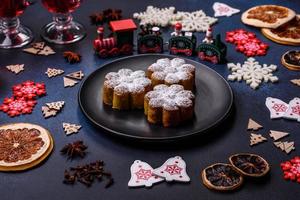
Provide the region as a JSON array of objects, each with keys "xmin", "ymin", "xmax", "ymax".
[{"xmin": 0, "ymin": 0, "xmax": 299, "ymax": 199}]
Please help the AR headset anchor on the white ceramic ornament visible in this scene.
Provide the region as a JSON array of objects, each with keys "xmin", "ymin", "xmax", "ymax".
[
  {"xmin": 128, "ymin": 160, "xmax": 164, "ymax": 188},
  {"xmin": 265, "ymin": 97, "xmax": 289, "ymax": 119},
  {"xmin": 227, "ymin": 58, "xmax": 278, "ymax": 90},
  {"xmin": 213, "ymin": 2, "xmax": 240, "ymax": 17},
  {"xmin": 283, "ymin": 97, "xmax": 300, "ymax": 122},
  {"xmin": 153, "ymin": 156, "xmax": 190, "ymax": 182}
]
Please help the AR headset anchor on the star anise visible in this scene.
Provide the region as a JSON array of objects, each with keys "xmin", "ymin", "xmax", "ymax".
[
  {"xmin": 103, "ymin": 9, "xmax": 122, "ymax": 22},
  {"xmin": 0, "ymin": 128, "xmax": 44, "ymax": 163},
  {"xmin": 89, "ymin": 13, "xmax": 105, "ymax": 25},
  {"xmin": 63, "ymin": 160, "xmax": 114, "ymax": 188},
  {"xmin": 63, "ymin": 51, "xmax": 81, "ymax": 64},
  {"xmin": 60, "ymin": 140, "xmax": 87, "ymax": 160}
]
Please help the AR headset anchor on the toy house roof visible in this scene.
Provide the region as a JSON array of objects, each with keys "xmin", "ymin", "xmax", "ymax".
[{"xmin": 110, "ymin": 19, "xmax": 137, "ymax": 32}]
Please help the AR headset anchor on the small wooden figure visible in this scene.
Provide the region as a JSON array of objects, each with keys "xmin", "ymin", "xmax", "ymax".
[
  {"xmin": 93, "ymin": 19, "xmax": 137, "ymax": 58},
  {"xmin": 169, "ymin": 22, "xmax": 197, "ymax": 56},
  {"xmin": 137, "ymin": 25, "xmax": 163, "ymax": 54},
  {"xmin": 197, "ymin": 27, "xmax": 227, "ymax": 64}
]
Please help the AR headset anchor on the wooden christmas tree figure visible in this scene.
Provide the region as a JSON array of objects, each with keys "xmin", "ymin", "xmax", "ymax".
[
  {"xmin": 247, "ymin": 118, "xmax": 263, "ymax": 130},
  {"xmin": 66, "ymin": 71, "xmax": 84, "ymax": 80},
  {"xmin": 42, "ymin": 106, "xmax": 58, "ymax": 118},
  {"xmin": 46, "ymin": 101, "xmax": 65, "ymax": 111},
  {"xmin": 64, "ymin": 77, "xmax": 78, "ymax": 87},
  {"xmin": 63, "ymin": 123, "xmax": 81, "ymax": 136},
  {"xmin": 45, "ymin": 68, "xmax": 64, "ymax": 78},
  {"xmin": 274, "ymin": 141, "xmax": 295, "ymax": 154},
  {"xmin": 291, "ymin": 79, "xmax": 300, "ymax": 87},
  {"xmin": 269, "ymin": 130, "xmax": 289, "ymax": 141},
  {"xmin": 250, "ymin": 133, "xmax": 267, "ymax": 146}
]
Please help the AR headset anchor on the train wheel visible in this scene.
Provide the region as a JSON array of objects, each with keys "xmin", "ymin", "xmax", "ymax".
[
  {"xmin": 198, "ymin": 52, "xmax": 205, "ymax": 60},
  {"xmin": 185, "ymin": 50, "xmax": 192, "ymax": 56},
  {"xmin": 121, "ymin": 44, "xmax": 133, "ymax": 55},
  {"xmin": 110, "ymin": 48, "xmax": 119, "ymax": 56},
  {"xmin": 155, "ymin": 46, "xmax": 162, "ymax": 53},
  {"xmin": 170, "ymin": 47, "xmax": 177, "ymax": 55},
  {"xmin": 212, "ymin": 56, "xmax": 218, "ymax": 64},
  {"xmin": 99, "ymin": 49, "xmax": 108, "ymax": 58},
  {"xmin": 140, "ymin": 45, "xmax": 146, "ymax": 54}
]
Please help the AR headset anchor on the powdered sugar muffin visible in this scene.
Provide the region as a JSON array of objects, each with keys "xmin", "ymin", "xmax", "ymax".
[
  {"xmin": 144, "ymin": 84, "xmax": 195, "ymax": 127},
  {"xmin": 147, "ymin": 58, "xmax": 196, "ymax": 90},
  {"xmin": 103, "ymin": 69, "xmax": 152, "ymax": 110}
]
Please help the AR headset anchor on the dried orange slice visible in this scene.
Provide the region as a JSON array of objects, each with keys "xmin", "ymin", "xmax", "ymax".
[
  {"xmin": 202, "ymin": 163, "xmax": 243, "ymax": 191},
  {"xmin": 0, "ymin": 123, "xmax": 54, "ymax": 171},
  {"xmin": 229, "ymin": 153, "xmax": 270, "ymax": 177}
]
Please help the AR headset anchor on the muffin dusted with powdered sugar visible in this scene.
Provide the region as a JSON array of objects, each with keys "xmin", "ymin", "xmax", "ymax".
[
  {"xmin": 144, "ymin": 84, "xmax": 195, "ymax": 127},
  {"xmin": 103, "ymin": 69, "xmax": 151, "ymax": 110},
  {"xmin": 147, "ymin": 58, "xmax": 196, "ymax": 90}
]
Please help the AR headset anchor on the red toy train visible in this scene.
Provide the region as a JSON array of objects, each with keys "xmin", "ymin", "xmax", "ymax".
[{"xmin": 93, "ymin": 19, "xmax": 137, "ymax": 58}]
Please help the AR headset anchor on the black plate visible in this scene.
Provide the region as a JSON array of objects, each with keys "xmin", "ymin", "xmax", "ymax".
[{"xmin": 78, "ymin": 54, "xmax": 233, "ymax": 141}]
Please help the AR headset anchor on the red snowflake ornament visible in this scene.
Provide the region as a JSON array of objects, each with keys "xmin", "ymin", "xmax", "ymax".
[
  {"xmin": 12, "ymin": 80, "xmax": 46, "ymax": 99},
  {"xmin": 280, "ymin": 156, "xmax": 300, "ymax": 183},
  {"xmin": 0, "ymin": 97, "xmax": 36, "ymax": 117},
  {"xmin": 226, "ymin": 29, "xmax": 268, "ymax": 57},
  {"xmin": 226, "ymin": 29, "xmax": 256, "ymax": 44}
]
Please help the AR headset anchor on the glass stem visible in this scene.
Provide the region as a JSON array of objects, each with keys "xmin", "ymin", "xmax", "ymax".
[
  {"xmin": 53, "ymin": 13, "xmax": 73, "ymax": 31},
  {"xmin": 1, "ymin": 17, "xmax": 20, "ymax": 35}
]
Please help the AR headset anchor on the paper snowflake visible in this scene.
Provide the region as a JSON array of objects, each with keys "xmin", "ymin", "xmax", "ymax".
[
  {"xmin": 227, "ymin": 57, "xmax": 278, "ymax": 89},
  {"xmin": 12, "ymin": 80, "xmax": 46, "ymax": 99},
  {"xmin": 133, "ymin": 6, "xmax": 176, "ymax": 27},
  {"xmin": 170, "ymin": 10, "xmax": 218, "ymax": 32},
  {"xmin": 0, "ymin": 97, "xmax": 36, "ymax": 117},
  {"xmin": 280, "ymin": 156, "xmax": 300, "ymax": 183}
]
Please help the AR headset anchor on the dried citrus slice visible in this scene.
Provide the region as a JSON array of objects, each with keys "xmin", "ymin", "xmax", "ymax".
[
  {"xmin": 202, "ymin": 163, "xmax": 243, "ymax": 191},
  {"xmin": 281, "ymin": 50, "xmax": 300, "ymax": 71},
  {"xmin": 0, "ymin": 123, "xmax": 54, "ymax": 171},
  {"xmin": 241, "ymin": 5, "xmax": 295, "ymax": 28},
  {"xmin": 229, "ymin": 153, "xmax": 270, "ymax": 177}
]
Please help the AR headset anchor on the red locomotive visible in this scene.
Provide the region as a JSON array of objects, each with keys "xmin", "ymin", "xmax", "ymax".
[{"xmin": 93, "ymin": 19, "xmax": 137, "ymax": 58}]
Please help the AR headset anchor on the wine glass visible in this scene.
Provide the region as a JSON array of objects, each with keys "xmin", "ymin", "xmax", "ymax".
[
  {"xmin": 41, "ymin": 0, "xmax": 86, "ymax": 44},
  {"xmin": 0, "ymin": 0, "xmax": 33, "ymax": 49}
]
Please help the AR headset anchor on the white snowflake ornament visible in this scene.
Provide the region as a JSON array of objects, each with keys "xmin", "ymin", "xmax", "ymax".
[
  {"xmin": 128, "ymin": 160, "xmax": 164, "ymax": 188},
  {"xmin": 153, "ymin": 156, "xmax": 190, "ymax": 182},
  {"xmin": 133, "ymin": 6, "xmax": 176, "ymax": 27},
  {"xmin": 170, "ymin": 10, "xmax": 217, "ymax": 32},
  {"xmin": 265, "ymin": 97, "xmax": 289, "ymax": 119},
  {"xmin": 213, "ymin": 2, "xmax": 240, "ymax": 17},
  {"xmin": 227, "ymin": 57, "xmax": 278, "ymax": 89},
  {"xmin": 283, "ymin": 97, "xmax": 300, "ymax": 122}
]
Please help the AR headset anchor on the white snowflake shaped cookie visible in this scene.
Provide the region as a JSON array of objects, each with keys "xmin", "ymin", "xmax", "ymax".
[
  {"xmin": 133, "ymin": 6, "xmax": 176, "ymax": 27},
  {"xmin": 227, "ymin": 57, "xmax": 278, "ymax": 89},
  {"xmin": 170, "ymin": 10, "xmax": 218, "ymax": 32}
]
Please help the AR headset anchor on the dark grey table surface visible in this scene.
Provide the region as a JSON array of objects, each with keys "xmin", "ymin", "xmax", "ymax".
[{"xmin": 0, "ymin": 0, "xmax": 300, "ymax": 199}]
